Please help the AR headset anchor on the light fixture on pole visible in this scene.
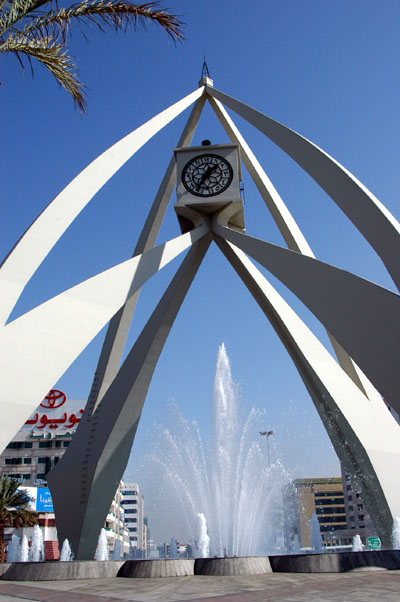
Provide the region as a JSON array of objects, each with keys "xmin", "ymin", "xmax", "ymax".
[{"xmin": 260, "ymin": 430, "xmax": 274, "ymax": 465}]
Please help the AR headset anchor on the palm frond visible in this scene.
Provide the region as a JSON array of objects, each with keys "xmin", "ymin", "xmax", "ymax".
[
  {"xmin": 0, "ymin": 1, "xmax": 183, "ymax": 111},
  {"xmin": 9, "ymin": 507, "xmax": 38, "ymax": 527},
  {"xmin": 0, "ymin": 35, "xmax": 86, "ymax": 111},
  {"xmin": 18, "ymin": 1, "xmax": 183, "ymax": 45},
  {"xmin": 0, "ymin": 476, "xmax": 34, "ymax": 509},
  {"xmin": 0, "ymin": 0, "xmax": 52, "ymax": 34},
  {"xmin": 0, "ymin": 477, "xmax": 38, "ymax": 564}
]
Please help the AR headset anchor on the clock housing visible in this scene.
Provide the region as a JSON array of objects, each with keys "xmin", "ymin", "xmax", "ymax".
[{"xmin": 174, "ymin": 143, "xmax": 244, "ymax": 233}]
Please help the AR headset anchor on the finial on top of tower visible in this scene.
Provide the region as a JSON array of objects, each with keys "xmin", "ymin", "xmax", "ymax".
[
  {"xmin": 201, "ymin": 57, "xmax": 210, "ymax": 78},
  {"xmin": 199, "ymin": 56, "xmax": 213, "ymax": 88}
]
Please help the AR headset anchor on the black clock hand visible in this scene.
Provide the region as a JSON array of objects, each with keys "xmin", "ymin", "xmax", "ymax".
[{"xmin": 196, "ymin": 164, "xmax": 217, "ymax": 189}]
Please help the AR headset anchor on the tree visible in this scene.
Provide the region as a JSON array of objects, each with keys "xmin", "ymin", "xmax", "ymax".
[
  {"xmin": 0, "ymin": 476, "xmax": 37, "ymax": 562},
  {"xmin": 0, "ymin": 1, "xmax": 184, "ymax": 112}
]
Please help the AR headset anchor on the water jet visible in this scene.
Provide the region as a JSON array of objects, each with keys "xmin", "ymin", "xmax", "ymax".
[{"xmin": 142, "ymin": 344, "xmax": 289, "ymax": 558}]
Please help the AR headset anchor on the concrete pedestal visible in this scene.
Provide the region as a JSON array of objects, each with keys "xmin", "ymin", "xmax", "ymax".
[
  {"xmin": 0, "ymin": 560, "xmax": 124, "ymax": 581},
  {"xmin": 117, "ymin": 559, "xmax": 194, "ymax": 578},
  {"xmin": 0, "ymin": 564, "xmax": 11, "ymax": 578},
  {"xmin": 194, "ymin": 556, "xmax": 272, "ymax": 575},
  {"xmin": 2, "ymin": 551, "xmax": 400, "ymax": 581},
  {"xmin": 269, "ymin": 550, "xmax": 400, "ymax": 573}
]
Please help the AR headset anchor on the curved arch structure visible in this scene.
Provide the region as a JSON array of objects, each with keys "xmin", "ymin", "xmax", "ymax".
[
  {"xmin": 212, "ymin": 222, "xmax": 400, "ymax": 413},
  {"xmin": 47, "ymin": 235, "xmax": 212, "ymax": 559},
  {"xmin": 215, "ymin": 239, "xmax": 400, "ymax": 547},
  {"xmin": 207, "ymin": 96, "xmax": 380, "ymax": 401},
  {"xmin": 0, "ymin": 87, "xmax": 204, "ymax": 327},
  {"xmin": 206, "ymin": 86, "xmax": 400, "ymax": 292},
  {"xmin": 1, "ymin": 80, "xmax": 400, "ymax": 558},
  {"xmin": 0, "ymin": 225, "xmax": 209, "ymax": 448}
]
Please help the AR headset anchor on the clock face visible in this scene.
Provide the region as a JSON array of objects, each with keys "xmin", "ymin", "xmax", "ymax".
[{"xmin": 181, "ymin": 153, "xmax": 234, "ymax": 198}]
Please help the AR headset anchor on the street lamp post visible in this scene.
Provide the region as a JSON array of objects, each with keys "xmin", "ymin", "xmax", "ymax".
[{"xmin": 260, "ymin": 430, "xmax": 274, "ymax": 465}]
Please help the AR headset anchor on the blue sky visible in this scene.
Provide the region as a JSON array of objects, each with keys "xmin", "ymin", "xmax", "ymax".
[{"xmin": 2, "ymin": 1, "xmax": 400, "ymax": 484}]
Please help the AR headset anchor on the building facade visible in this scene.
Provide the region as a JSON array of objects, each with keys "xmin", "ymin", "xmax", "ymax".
[
  {"xmin": 340, "ymin": 464, "xmax": 378, "ymax": 542},
  {"xmin": 288, "ymin": 473, "xmax": 378, "ymax": 550},
  {"xmin": 0, "ymin": 393, "xmax": 84, "ymax": 486},
  {"xmin": 120, "ymin": 482, "xmax": 146, "ymax": 556},
  {"xmin": 291, "ymin": 477, "xmax": 347, "ymax": 549},
  {"xmin": 0, "ymin": 392, "xmax": 132, "ymax": 559},
  {"xmin": 104, "ymin": 481, "xmax": 130, "ymax": 558}
]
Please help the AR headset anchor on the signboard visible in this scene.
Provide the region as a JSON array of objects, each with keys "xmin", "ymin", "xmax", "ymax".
[
  {"xmin": 22, "ymin": 487, "xmax": 54, "ymax": 513},
  {"xmin": 22, "ymin": 391, "xmax": 85, "ymax": 433},
  {"xmin": 367, "ymin": 536, "xmax": 381, "ymax": 550},
  {"xmin": 41, "ymin": 390, "xmax": 67, "ymax": 409},
  {"xmin": 36, "ymin": 488, "xmax": 54, "ymax": 512}
]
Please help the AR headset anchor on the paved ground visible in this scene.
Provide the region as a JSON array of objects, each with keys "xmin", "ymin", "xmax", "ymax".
[{"xmin": 0, "ymin": 570, "xmax": 399, "ymax": 602}]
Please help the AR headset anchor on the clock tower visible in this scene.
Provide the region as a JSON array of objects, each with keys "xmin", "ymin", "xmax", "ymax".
[{"xmin": 174, "ymin": 142, "xmax": 245, "ymax": 233}]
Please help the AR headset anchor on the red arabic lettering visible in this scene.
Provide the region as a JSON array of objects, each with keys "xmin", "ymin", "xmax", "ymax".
[
  {"xmin": 25, "ymin": 413, "xmax": 39, "ymax": 425},
  {"xmin": 25, "ymin": 411, "xmax": 83, "ymax": 430},
  {"xmin": 65, "ymin": 414, "xmax": 78, "ymax": 428}
]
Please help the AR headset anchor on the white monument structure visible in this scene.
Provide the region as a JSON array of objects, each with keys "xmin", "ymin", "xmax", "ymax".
[{"xmin": 1, "ymin": 68, "xmax": 400, "ymax": 558}]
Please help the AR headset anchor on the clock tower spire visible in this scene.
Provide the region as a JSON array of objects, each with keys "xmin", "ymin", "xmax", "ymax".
[{"xmin": 199, "ymin": 57, "xmax": 213, "ymax": 87}]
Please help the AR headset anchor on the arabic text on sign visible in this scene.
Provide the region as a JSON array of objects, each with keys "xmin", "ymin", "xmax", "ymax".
[{"xmin": 25, "ymin": 410, "xmax": 84, "ymax": 429}]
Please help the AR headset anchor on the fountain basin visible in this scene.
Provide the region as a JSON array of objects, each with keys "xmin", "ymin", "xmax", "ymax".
[
  {"xmin": 0, "ymin": 560, "xmax": 124, "ymax": 581},
  {"xmin": 194, "ymin": 556, "xmax": 272, "ymax": 575},
  {"xmin": 3, "ymin": 550, "xmax": 398, "ymax": 581},
  {"xmin": 269, "ymin": 550, "xmax": 400, "ymax": 573},
  {"xmin": 0, "ymin": 563, "xmax": 12, "ymax": 578},
  {"xmin": 117, "ymin": 559, "xmax": 194, "ymax": 578}
]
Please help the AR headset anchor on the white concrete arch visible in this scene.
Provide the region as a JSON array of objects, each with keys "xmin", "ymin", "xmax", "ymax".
[
  {"xmin": 213, "ymin": 222, "xmax": 400, "ymax": 412},
  {"xmin": 207, "ymin": 96, "xmax": 379, "ymax": 401},
  {"xmin": 1, "ymin": 78, "xmax": 399, "ymax": 560},
  {"xmin": 215, "ymin": 238, "xmax": 400, "ymax": 548},
  {"xmin": 47, "ymin": 235, "xmax": 212, "ymax": 560},
  {"xmin": 0, "ymin": 225, "xmax": 208, "ymax": 454},
  {"xmin": 0, "ymin": 87, "xmax": 204, "ymax": 326},
  {"xmin": 208, "ymin": 97, "xmax": 313, "ymax": 256},
  {"xmin": 206, "ymin": 86, "xmax": 400, "ymax": 292},
  {"xmin": 88, "ymin": 96, "xmax": 207, "ymax": 414}
]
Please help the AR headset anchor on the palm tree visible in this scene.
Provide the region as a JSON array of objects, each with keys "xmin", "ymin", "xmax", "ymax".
[
  {"xmin": 0, "ymin": 1, "xmax": 184, "ymax": 112},
  {"xmin": 0, "ymin": 476, "xmax": 37, "ymax": 562}
]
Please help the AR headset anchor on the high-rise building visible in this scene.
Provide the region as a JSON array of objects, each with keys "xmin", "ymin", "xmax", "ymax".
[
  {"xmin": 290, "ymin": 477, "xmax": 347, "ymax": 549},
  {"xmin": 340, "ymin": 464, "xmax": 378, "ymax": 541},
  {"xmin": 287, "ymin": 474, "xmax": 379, "ymax": 550},
  {"xmin": 104, "ymin": 481, "xmax": 130, "ymax": 557},
  {"xmin": 120, "ymin": 482, "xmax": 145, "ymax": 556}
]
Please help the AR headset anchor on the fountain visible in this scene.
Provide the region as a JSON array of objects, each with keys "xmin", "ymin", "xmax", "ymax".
[
  {"xmin": 392, "ymin": 516, "xmax": 400, "ymax": 549},
  {"xmin": 112, "ymin": 539, "xmax": 121, "ymax": 560},
  {"xmin": 60, "ymin": 539, "xmax": 73, "ymax": 561},
  {"xmin": 290, "ymin": 534, "xmax": 301, "ymax": 554},
  {"xmin": 29, "ymin": 525, "xmax": 44, "ymax": 562},
  {"xmin": 142, "ymin": 344, "xmax": 289, "ymax": 559},
  {"xmin": 352, "ymin": 534, "xmax": 363, "ymax": 552},
  {"xmin": 3, "ymin": 336, "xmax": 400, "ymax": 578},
  {"xmin": 309, "ymin": 513, "xmax": 323, "ymax": 553},
  {"xmin": 7, "ymin": 535, "xmax": 20, "ymax": 563},
  {"xmin": 197, "ymin": 513, "xmax": 210, "ymax": 557},
  {"xmin": 20, "ymin": 535, "xmax": 29, "ymax": 562},
  {"xmin": 95, "ymin": 528, "xmax": 109, "ymax": 561}
]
